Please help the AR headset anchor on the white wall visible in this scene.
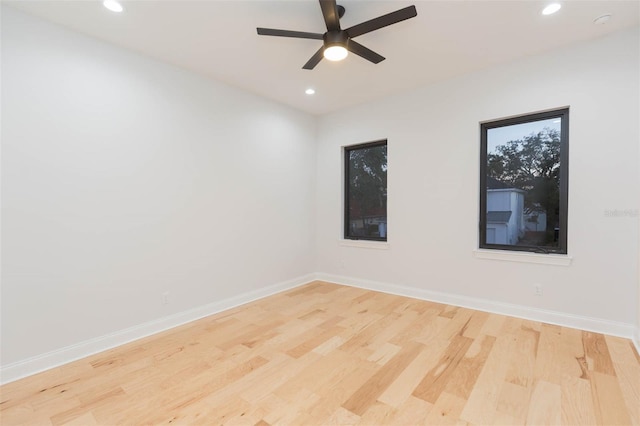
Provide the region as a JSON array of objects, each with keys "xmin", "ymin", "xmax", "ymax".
[
  {"xmin": 316, "ymin": 27, "xmax": 639, "ymax": 327},
  {"xmin": 1, "ymin": 7, "xmax": 317, "ymax": 367},
  {"xmin": 637, "ymin": 95, "xmax": 640, "ymax": 353},
  {"xmin": 2, "ymin": 5, "xmax": 639, "ymax": 380}
]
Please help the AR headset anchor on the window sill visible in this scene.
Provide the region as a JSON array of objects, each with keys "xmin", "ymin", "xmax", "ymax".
[
  {"xmin": 339, "ymin": 239, "xmax": 390, "ymax": 250},
  {"xmin": 473, "ymin": 249, "xmax": 572, "ymax": 266}
]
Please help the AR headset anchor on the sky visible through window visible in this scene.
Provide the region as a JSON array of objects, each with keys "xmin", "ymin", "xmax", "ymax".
[{"xmin": 487, "ymin": 117, "xmax": 561, "ymax": 153}]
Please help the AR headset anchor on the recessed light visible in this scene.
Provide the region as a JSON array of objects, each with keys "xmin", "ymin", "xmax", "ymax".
[
  {"xmin": 542, "ymin": 3, "xmax": 561, "ymax": 15},
  {"xmin": 594, "ymin": 14, "xmax": 612, "ymax": 25},
  {"xmin": 103, "ymin": 0, "xmax": 123, "ymax": 13},
  {"xmin": 305, "ymin": 88, "xmax": 315, "ymax": 95}
]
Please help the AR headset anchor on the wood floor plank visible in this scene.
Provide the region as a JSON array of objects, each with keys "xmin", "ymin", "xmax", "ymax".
[
  {"xmin": 286, "ymin": 325, "xmax": 346, "ymax": 358},
  {"xmin": 534, "ymin": 324, "xmax": 583, "ymax": 384},
  {"xmin": 304, "ymin": 362, "xmax": 379, "ymax": 422},
  {"xmin": 312, "ymin": 335, "xmax": 346, "ymax": 356},
  {"xmin": 605, "ymin": 335, "xmax": 640, "ymax": 425},
  {"xmin": 342, "ymin": 341, "xmax": 424, "ymax": 416},
  {"xmin": 560, "ymin": 374, "xmax": 596, "ymax": 426},
  {"xmin": 436, "ymin": 308, "xmax": 475, "ymax": 341},
  {"xmin": 461, "ymin": 311, "xmax": 490, "ymax": 339},
  {"xmin": 378, "ymin": 338, "xmax": 449, "ymax": 408},
  {"xmin": 165, "ymin": 394, "xmax": 251, "ymax": 425},
  {"xmin": 602, "ymin": 334, "xmax": 633, "ymax": 364},
  {"xmin": 444, "ymin": 334, "xmax": 496, "ymax": 400},
  {"xmin": 366, "ymin": 310, "xmax": 420, "ymax": 350},
  {"xmin": 61, "ymin": 411, "xmax": 99, "ymax": 426},
  {"xmin": 423, "ymin": 391, "xmax": 467, "ymax": 426},
  {"xmin": 358, "ymin": 401, "xmax": 397, "ymax": 424},
  {"xmin": 525, "ymin": 380, "xmax": 561, "ymax": 426},
  {"xmin": 459, "ymin": 333, "xmax": 513, "ymax": 425},
  {"xmin": 389, "ymin": 396, "xmax": 433, "ymax": 424},
  {"xmin": 479, "ymin": 313, "xmax": 507, "ymax": 337},
  {"xmin": 493, "ymin": 410, "xmax": 522, "ymax": 426},
  {"xmin": 49, "ymin": 387, "xmax": 126, "ymax": 425},
  {"xmin": 389, "ymin": 307, "xmax": 442, "ymax": 346},
  {"xmin": 613, "ymin": 362, "xmax": 640, "ymax": 425},
  {"xmin": 366, "ymin": 342, "xmax": 402, "ymax": 365},
  {"xmin": 0, "ymin": 402, "xmax": 37, "ymax": 425},
  {"xmin": 339, "ymin": 312, "xmax": 405, "ymax": 353},
  {"xmin": 505, "ymin": 325, "xmax": 539, "ymax": 388},
  {"xmin": 590, "ymin": 371, "xmax": 633, "ymax": 425},
  {"xmin": 412, "ymin": 335, "xmax": 474, "ymax": 404},
  {"xmin": 262, "ymin": 387, "xmax": 320, "ymax": 426},
  {"xmin": 241, "ymin": 352, "xmax": 321, "ymax": 404},
  {"xmin": 1, "ymin": 281, "xmax": 638, "ymax": 426},
  {"xmin": 321, "ymin": 406, "xmax": 361, "ymax": 425},
  {"xmin": 631, "ymin": 341, "xmax": 640, "ymax": 364},
  {"xmin": 582, "ymin": 331, "xmax": 616, "ymax": 376},
  {"xmin": 279, "ymin": 349, "xmax": 379, "ymax": 421},
  {"xmin": 496, "ymin": 382, "xmax": 530, "ymax": 423}
]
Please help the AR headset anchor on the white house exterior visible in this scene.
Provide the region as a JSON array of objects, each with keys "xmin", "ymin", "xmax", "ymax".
[
  {"xmin": 524, "ymin": 210, "xmax": 547, "ymax": 232},
  {"xmin": 486, "ymin": 178, "xmax": 525, "ymax": 245}
]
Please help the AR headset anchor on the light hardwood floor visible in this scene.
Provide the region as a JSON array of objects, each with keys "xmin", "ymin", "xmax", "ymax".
[{"xmin": 1, "ymin": 281, "xmax": 639, "ymax": 425}]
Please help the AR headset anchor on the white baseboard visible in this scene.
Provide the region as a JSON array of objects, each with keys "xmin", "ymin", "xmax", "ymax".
[
  {"xmin": 315, "ymin": 273, "xmax": 635, "ymax": 339},
  {"xmin": 0, "ymin": 274, "xmax": 315, "ymax": 385},
  {"xmin": 634, "ymin": 327, "xmax": 640, "ymax": 356}
]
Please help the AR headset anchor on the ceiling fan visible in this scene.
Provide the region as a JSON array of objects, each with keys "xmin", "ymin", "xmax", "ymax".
[{"xmin": 256, "ymin": 0, "xmax": 417, "ymax": 70}]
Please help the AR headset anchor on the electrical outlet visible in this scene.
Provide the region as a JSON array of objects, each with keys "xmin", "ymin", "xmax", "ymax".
[
  {"xmin": 161, "ymin": 292, "xmax": 169, "ymax": 305},
  {"xmin": 534, "ymin": 284, "xmax": 543, "ymax": 296}
]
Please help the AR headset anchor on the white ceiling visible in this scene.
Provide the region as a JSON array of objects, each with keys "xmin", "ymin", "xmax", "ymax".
[{"xmin": 6, "ymin": 0, "xmax": 640, "ymax": 115}]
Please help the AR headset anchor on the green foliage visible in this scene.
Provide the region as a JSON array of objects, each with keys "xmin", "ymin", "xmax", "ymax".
[
  {"xmin": 487, "ymin": 128, "xmax": 560, "ymax": 238},
  {"xmin": 349, "ymin": 145, "xmax": 387, "ymax": 217}
]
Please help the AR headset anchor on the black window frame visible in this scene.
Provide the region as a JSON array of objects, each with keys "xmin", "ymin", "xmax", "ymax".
[
  {"xmin": 344, "ymin": 140, "xmax": 388, "ymax": 242},
  {"xmin": 479, "ymin": 108, "xmax": 569, "ymax": 254}
]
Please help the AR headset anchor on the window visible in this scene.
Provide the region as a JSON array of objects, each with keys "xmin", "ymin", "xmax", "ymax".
[
  {"xmin": 480, "ymin": 108, "xmax": 569, "ymax": 254},
  {"xmin": 344, "ymin": 140, "xmax": 387, "ymax": 241}
]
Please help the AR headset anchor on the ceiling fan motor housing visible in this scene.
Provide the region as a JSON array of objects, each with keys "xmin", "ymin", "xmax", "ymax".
[{"xmin": 323, "ymin": 30, "xmax": 349, "ymax": 49}]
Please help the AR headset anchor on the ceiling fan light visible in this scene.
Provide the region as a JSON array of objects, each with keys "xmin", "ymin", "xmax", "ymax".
[{"xmin": 324, "ymin": 45, "xmax": 348, "ymax": 61}]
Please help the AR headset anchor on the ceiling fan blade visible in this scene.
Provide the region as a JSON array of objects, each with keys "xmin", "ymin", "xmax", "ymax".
[
  {"xmin": 257, "ymin": 28, "xmax": 324, "ymax": 40},
  {"xmin": 347, "ymin": 40, "xmax": 385, "ymax": 64},
  {"xmin": 319, "ymin": 0, "xmax": 341, "ymax": 31},
  {"xmin": 346, "ymin": 5, "xmax": 417, "ymax": 38},
  {"xmin": 303, "ymin": 47, "xmax": 325, "ymax": 70}
]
